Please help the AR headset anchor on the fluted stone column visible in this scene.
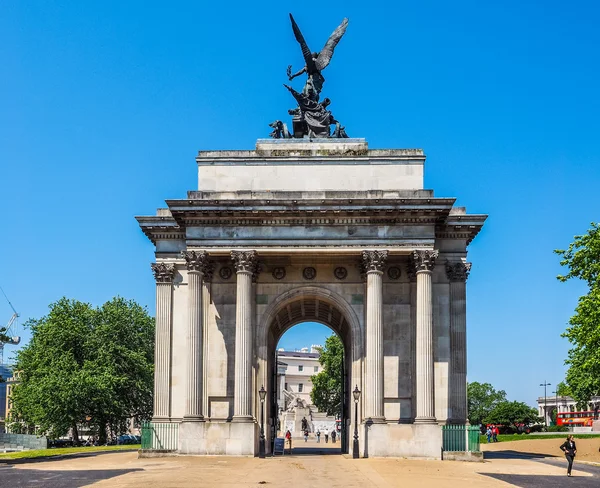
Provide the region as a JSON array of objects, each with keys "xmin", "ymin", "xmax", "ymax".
[
  {"xmin": 151, "ymin": 262, "xmax": 176, "ymax": 420},
  {"xmin": 412, "ymin": 250, "xmax": 439, "ymax": 424},
  {"xmin": 231, "ymin": 250, "xmax": 258, "ymax": 422},
  {"xmin": 182, "ymin": 251, "xmax": 213, "ymax": 422},
  {"xmin": 362, "ymin": 250, "xmax": 388, "ymax": 423},
  {"xmin": 445, "ymin": 261, "xmax": 471, "ymax": 424}
]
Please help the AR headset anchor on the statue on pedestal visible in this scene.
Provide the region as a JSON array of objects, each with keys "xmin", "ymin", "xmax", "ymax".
[{"xmin": 269, "ymin": 14, "xmax": 349, "ymax": 139}]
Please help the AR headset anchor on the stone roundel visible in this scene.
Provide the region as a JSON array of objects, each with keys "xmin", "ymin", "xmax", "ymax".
[
  {"xmin": 219, "ymin": 266, "xmax": 233, "ymax": 280},
  {"xmin": 272, "ymin": 267, "xmax": 286, "ymax": 280},
  {"xmin": 302, "ymin": 267, "xmax": 317, "ymax": 280},
  {"xmin": 387, "ymin": 266, "xmax": 401, "ymax": 280},
  {"xmin": 334, "ymin": 266, "xmax": 348, "ymax": 280}
]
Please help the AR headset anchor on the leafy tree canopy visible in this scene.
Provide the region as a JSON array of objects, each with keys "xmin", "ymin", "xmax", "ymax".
[
  {"xmin": 484, "ymin": 401, "xmax": 541, "ymax": 430},
  {"xmin": 310, "ymin": 334, "xmax": 343, "ymax": 416},
  {"xmin": 555, "ymin": 223, "xmax": 600, "ymax": 404},
  {"xmin": 467, "ymin": 382, "xmax": 507, "ymax": 425},
  {"xmin": 10, "ymin": 297, "xmax": 154, "ymax": 443},
  {"xmin": 555, "ymin": 381, "xmax": 572, "ymax": 397}
]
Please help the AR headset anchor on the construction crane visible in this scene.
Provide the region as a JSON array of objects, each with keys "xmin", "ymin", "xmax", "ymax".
[{"xmin": 0, "ymin": 286, "xmax": 20, "ymax": 365}]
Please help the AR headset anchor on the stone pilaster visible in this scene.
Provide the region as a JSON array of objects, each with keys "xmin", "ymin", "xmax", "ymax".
[
  {"xmin": 412, "ymin": 250, "xmax": 438, "ymax": 424},
  {"xmin": 181, "ymin": 251, "xmax": 213, "ymax": 421},
  {"xmin": 362, "ymin": 250, "xmax": 388, "ymax": 423},
  {"xmin": 231, "ymin": 250, "xmax": 258, "ymax": 422},
  {"xmin": 151, "ymin": 262, "xmax": 176, "ymax": 420},
  {"xmin": 445, "ymin": 261, "xmax": 471, "ymax": 423}
]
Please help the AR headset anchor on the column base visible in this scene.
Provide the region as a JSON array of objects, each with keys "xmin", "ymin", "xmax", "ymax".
[
  {"xmin": 152, "ymin": 415, "xmax": 171, "ymax": 423},
  {"xmin": 414, "ymin": 416, "xmax": 437, "ymax": 424},
  {"xmin": 231, "ymin": 415, "xmax": 254, "ymax": 423},
  {"xmin": 366, "ymin": 416, "xmax": 386, "ymax": 424},
  {"xmin": 182, "ymin": 415, "xmax": 205, "ymax": 422}
]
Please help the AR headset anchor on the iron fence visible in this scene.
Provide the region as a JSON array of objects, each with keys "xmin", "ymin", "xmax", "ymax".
[
  {"xmin": 141, "ymin": 421, "xmax": 179, "ymax": 451},
  {"xmin": 442, "ymin": 424, "xmax": 480, "ymax": 452}
]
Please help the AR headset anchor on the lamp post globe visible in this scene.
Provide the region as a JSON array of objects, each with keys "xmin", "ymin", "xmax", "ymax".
[
  {"xmin": 259, "ymin": 385, "xmax": 266, "ymax": 458},
  {"xmin": 352, "ymin": 385, "xmax": 361, "ymax": 459}
]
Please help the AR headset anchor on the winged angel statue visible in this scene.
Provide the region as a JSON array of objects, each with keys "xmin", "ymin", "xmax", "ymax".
[{"xmin": 269, "ymin": 14, "xmax": 349, "ymax": 139}]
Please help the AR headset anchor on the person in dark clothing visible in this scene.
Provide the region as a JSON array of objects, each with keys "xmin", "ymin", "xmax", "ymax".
[{"xmin": 560, "ymin": 435, "xmax": 577, "ymax": 476}]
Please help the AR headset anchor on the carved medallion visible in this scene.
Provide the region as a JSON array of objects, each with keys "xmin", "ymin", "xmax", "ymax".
[
  {"xmin": 303, "ymin": 267, "xmax": 317, "ymax": 280},
  {"xmin": 219, "ymin": 266, "xmax": 233, "ymax": 280},
  {"xmin": 387, "ymin": 266, "xmax": 401, "ymax": 280},
  {"xmin": 272, "ymin": 267, "xmax": 286, "ymax": 280},
  {"xmin": 334, "ymin": 267, "xmax": 347, "ymax": 280}
]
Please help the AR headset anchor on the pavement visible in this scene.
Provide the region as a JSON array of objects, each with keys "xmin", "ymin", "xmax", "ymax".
[{"xmin": 0, "ymin": 438, "xmax": 599, "ymax": 488}]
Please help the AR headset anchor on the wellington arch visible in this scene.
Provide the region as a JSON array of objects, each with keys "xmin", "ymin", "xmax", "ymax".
[{"xmin": 136, "ymin": 138, "xmax": 487, "ymax": 458}]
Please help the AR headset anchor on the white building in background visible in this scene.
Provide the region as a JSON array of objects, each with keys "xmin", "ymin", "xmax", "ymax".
[{"xmin": 276, "ymin": 346, "xmax": 322, "ymax": 410}]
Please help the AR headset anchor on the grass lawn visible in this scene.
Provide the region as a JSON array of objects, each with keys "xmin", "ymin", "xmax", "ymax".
[
  {"xmin": 480, "ymin": 434, "xmax": 600, "ymax": 443},
  {"xmin": 0, "ymin": 444, "xmax": 140, "ymax": 460}
]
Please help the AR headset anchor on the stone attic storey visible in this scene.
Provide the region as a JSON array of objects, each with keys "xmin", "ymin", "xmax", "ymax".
[{"xmin": 136, "ymin": 138, "xmax": 486, "ymax": 457}]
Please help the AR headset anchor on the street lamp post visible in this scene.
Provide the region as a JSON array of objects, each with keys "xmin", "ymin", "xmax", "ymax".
[
  {"xmin": 540, "ymin": 381, "xmax": 551, "ymax": 430},
  {"xmin": 352, "ymin": 385, "xmax": 361, "ymax": 459},
  {"xmin": 259, "ymin": 385, "xmax": 266, "ymax": 458}
]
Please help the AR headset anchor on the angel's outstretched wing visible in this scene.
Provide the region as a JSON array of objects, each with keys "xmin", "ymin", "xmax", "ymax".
[
  {"xmin": 315, "ymin": 18, "xmax": 348, "ymax": 71},
  {"xmin": 290, "ymin": 14, "xmax": 316, "ymax": 72}
]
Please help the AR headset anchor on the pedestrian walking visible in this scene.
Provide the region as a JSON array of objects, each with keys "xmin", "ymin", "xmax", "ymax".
[
  {"xmin": 285, "ymin": 430, "xmax": 292, "ymax": 453},
  {"xmin": 304, "ymin": 429, "xmax": 309, "ymax": 442},
  {"xmin": 331, "ymin": 429, "xmax": 336, "ymax": 444},
  {"xmin": 324, "ymin": 432, "xmax": 329, "ymax": 443},
  {"xmin": 316, "ymin": 430, "xmax": 321, "ymax": 443},
  {"xmin": 492, "ymin": 425, "xmax": 499, "ymax": 442},
  {"xmin": 486, "ymin": 426, "xmax": 492, "ymax": 444},
  {"xmin": 560, "ymin": 435, "xmax": 577, "ymax": 477}
]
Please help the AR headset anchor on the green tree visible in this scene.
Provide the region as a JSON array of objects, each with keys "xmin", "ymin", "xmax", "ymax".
[
  {"xmin": 484, "ymin": 401, "xmax": 541, "ymax": 431},
  {"xmin": 310, "ymin": 334, "xmax": 343, "ymax": 416},
  {"xmin": 10, "ymin": 297, "xmax": 154, "ymax": 443},
  {"xmin": 555, "ymin": 381, "xmax": 572, "ymax": 397},
  {"xmin": 555, "ymin": 223, "xmax": 600, "ymax": 405},
  {"xmin": 467, "ymin": 382, "xmax": 507, "ymax": 425}
]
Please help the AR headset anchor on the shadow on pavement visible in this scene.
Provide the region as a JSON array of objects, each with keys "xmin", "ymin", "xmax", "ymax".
[
  {"xmin": 483, "ymin": 450, "xmax": 556, "ymax": 460},
  {"xmin": 0, "ymin": 465, "xmax": 142, "ymax": 488},
  {"xmin": 481, "ymin": 472, "xmax": 597, "ymax": 488},
  {"xmin": 0, "ymin": 449, "xmax": 139, "ymax": 465},
  {"xmin": 284, "ymin": 447, "xmax": 342, "ymax": 456}
]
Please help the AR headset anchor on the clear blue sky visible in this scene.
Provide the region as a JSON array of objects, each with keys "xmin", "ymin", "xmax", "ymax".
[{"xmin": 2, "ymin": 1, "xmax": 599, "ymax": 407}]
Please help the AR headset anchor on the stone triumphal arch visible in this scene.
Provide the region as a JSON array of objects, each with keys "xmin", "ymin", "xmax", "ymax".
[{"xmin": 137, "ymin": 138, "xmax": 486, "ymax": 458}]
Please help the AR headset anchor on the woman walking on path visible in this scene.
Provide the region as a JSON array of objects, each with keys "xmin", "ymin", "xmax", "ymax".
[
  {"xmin": 285, "ymin": 430, "xmax": 293, "ymax": 453},
  {"xmin": 559, "ymin": 435, "xmax": 577, "ymax": 477}
]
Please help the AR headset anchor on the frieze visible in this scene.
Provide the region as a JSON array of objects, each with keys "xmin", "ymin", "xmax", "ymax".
[
  {"xmin": 361, "ymin": 250, "xmax": 389, "ymax": 273},
  {"xmin": 445, "ymin": 261, "xmax": 472, "ymax": 282},
  {"xmin": 410, "ymin": 250, "xmax": 439, "ymax": 272},
  {"xmin": 272, "ymin": 267, "xmax": 286, "ymax": 280},
  {"xmin": 387, "ymin": 266, "xmax": 401, "ymax": 280},
  {"xmin": 219, "ymin": 266, "xmax": 233, "ymax": 280},
  {"xmin": 151, "ymin": 262, "xmax": 176, "ymax": 283},
  {"xmin": 303, "ymin": 267, "xmax": 317, "ymax": 280},
  {"xmin": 334, "ymin": 267, "xmax": 348, "ymax": 280}
]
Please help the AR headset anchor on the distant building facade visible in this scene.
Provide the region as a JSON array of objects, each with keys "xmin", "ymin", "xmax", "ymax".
[
  {"xmin": 276, "ymin": 346, "xmax": 322, "ymax": 410},
  {"xmin": 0, "ymin": 365, "xmax": 13, "ymax": 420},
  {"xmin": 537, "ymin": 395, "xmax": 600, "ymax": 426}
]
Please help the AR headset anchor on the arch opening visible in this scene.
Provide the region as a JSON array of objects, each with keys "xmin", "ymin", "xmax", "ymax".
[{"xmin": 261, "ymin": 288, "xmax": 361, "ymax": 456}]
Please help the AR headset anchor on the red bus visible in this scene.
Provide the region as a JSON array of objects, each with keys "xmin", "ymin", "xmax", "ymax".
[{"xmin": 556, "ymin": 411, "xmax": 595, "ymax": 427}]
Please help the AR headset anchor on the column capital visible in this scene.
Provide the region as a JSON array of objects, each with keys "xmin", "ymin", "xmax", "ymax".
[
  {"xmin": 182, "ymin": 250, "xmax": 214, "ymax": 281},
  {"xmin": 361, "ymin": 250, "xmax": 388, "ymax": 274},
  {"xmin": 231, "ymin": 250, "xmax": 259, "ymax": 275},
  {"xmin": 445, "ymin": 261, "xmax": 472, "ymax": 282},
  {"xmin": 411, "ymin": 250, "xmax": 439, "ymax": 273},
  {"xmin": 151, "ymin": 263, "xmax": 176, "ymax": 283}
]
